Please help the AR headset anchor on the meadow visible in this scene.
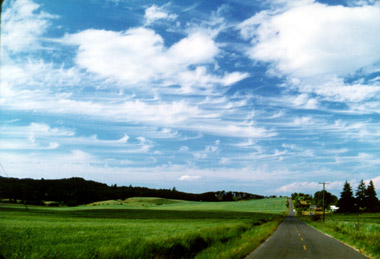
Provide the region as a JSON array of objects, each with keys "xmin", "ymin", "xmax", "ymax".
[
  {"xmin": 301, "ymin": 213, "xmax": 380, "ymax": 259},
  {"xmin": 0, "ymin": 197, "xmax": 286, "ymax": 258}
]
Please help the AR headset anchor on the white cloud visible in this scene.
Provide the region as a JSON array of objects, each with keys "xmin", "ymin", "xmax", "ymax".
[
  {"xmin": 65, "ymin": 27, "xmax": 247, "ymax": 91},
  {"xmin": 1, "ymin": 122, "xmax": 74, "ymax": 139},
  {"xmin": 301, "ymin": 78, "xmax": 380, "ymax": 103},
  {"xmin": 178, "ymin": 175, "xmax": 201, "ymax": 181},
  {"xmin": 346, "ymin": 0, "xmax": 379, "ymax": 6},
  {"xmin": 292, "ymin": 116, "xmax": 313, "ymax": 127},
  {"xmin": 329, "ymin": 120, "xmax": 380, "ymax": 142},
  {"xmin": 221, "ymin": 72, "xmax": 250, "ymax": 86},
  {"xmin": 292, "ymin": 94, "xmax": 319, "ymax": 109},
  {"xmin": 219, "ymin": 158, "xmax": 231, "ymax": 165},
  {"xmin": 2, "ymin": 83, "xmax": 203, "ymax": 125},
  {"xmin": 179, "ymin": 146, "xmax": 189, "ymax": 152},
  {"xmin": 348, "ymin": 101, "xmax": 380, "ymax": 115},
  {"xmin": 0, "ymin": 123, "xmax": 71, "ymax": 150},
  {"xmin": 275, "ymin": 181, "xmax": 320, "ymax": 193},
  {"xmin": 62, "ymin": 150, "xmax": 95, "ymax": 163},
  {"xmin": 2, "ymin": 82, "xmax": 276, "ymax": 138},
  {"xmin": 275, "ymin": 177, "xmax": 380, "ymax": 196},
  {"xmin": 356, "ymin": 153, "xmax": 380, "ymax": 165},
  {"xmin": 190, "ymin": 123, "xmax": 276, "ymax": 139},
  {"xmin": 28, "ymin": 123, "xmax": 75, "ymax": 137},
  {"xmin": 239, "ymin": 2, "xmax": 380, "ymax": 78},
  {"xmin": 1, "ymin": 61, "xmax": 82, "ymax": 89},
  {"xmin": 0, "ymin": 140, "xmax": 60, "ymax": 150},
  {"xmin": 193, "ymin": 152, "xmax": 207, "ymax": 160},
  {"xmin": 238, "ymin": 2, "xmax": 380, "ymax": 109},
  {"xmin": 232, "ymin": 140, "xmax": 264, "ymax": 153},
  {"xmin": 0, "ymin": 122, "xmax": 156, "ymax": 155},
  {"xmin": 371, "ymin": 176, "xmax": 380, "ymax": 192},
  {"xmin": 144, "ymin": 4, "xmax": 177, "ymax": 25},
  {"xmin": 274, "ymin": 181, "xmax": 345, "ymax": 194},
  {"xmin": 2, "ymin": 0, "xmax": 57, "ymax": 52},
  {"xmin": 88, "ymin": 135, "xmax": 130, "ymax": 145}
]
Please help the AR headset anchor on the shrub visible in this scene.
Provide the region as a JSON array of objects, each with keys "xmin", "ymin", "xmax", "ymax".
[{"xmin": 311, "ymin": 214, "xmax": 321, "ymax": 221}]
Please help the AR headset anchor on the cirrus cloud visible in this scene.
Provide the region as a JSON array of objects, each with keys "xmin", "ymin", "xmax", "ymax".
[{"xmin": 144, "ymin": 4, "xmax": 178, "ymax": 25}]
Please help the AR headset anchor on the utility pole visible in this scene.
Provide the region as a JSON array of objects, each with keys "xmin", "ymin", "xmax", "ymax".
[{"xmin": 319, "ymin": 182, "xmax": 329, "ymax": 222}]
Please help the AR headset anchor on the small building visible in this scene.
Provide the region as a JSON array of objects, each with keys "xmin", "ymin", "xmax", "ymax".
[{"xmin": 330, "ymin": 205, "xmax": 339, "ymax": 212}]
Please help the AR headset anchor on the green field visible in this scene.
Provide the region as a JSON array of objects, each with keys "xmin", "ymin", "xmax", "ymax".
[
  {"xmin": 0, "ymin": 197, "xmax": 286, "ymax": 258},
  {"xmin": 301, "ymin": 213, "xmax": 380, "ymax": 259}
]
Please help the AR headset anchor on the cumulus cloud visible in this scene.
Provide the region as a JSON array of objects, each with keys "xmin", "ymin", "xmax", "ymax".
[
  {"xmin": 65, "ymin": 27, "xmax": 248, "ymax": 90},
  {"xmin": 239, "ymin": 2, "xmax": 380, "ymax": 79},
  {"xmin": 238, "ymin": 1, "xmax": 380, "ymax": 109}
]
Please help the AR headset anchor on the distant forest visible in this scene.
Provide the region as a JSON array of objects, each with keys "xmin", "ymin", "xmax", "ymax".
[{"xmin": 0, "ymin": 177, "xmax": 264, "ymax": 206}]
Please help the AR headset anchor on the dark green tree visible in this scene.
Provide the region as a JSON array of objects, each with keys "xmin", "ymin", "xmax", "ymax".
[
  {"xmin": 314, "ymin": 190, "xmax": 338, "ymax": 208},
  {"xmin": 365, "ymin": 180, "xmax": 379, "ymax": 212},
  {"xmin": 355, "ymin": 179, "xmax": 367, "ymax": 210},
  {"xmin": 337, "ymin": 181, "xmax": 355, "ymax": 213}
]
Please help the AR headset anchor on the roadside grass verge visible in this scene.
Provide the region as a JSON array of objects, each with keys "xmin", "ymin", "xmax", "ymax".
[
  {"xmin": 0, "ymin": 198, "xmax": 286, "ymax": 258},
  {"xmin": 195, "ymin": 217, "xmax": 283, "ymax": 259},
  {"xmin": 300, "ymin": 213, "xmax": 380, "ymax": 259}
]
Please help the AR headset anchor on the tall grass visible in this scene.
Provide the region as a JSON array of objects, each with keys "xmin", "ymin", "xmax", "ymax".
[
  {"xmin": 301, "ymin": 213, "xmax": 380, "ymax": 259},
  {"xmin": 0, "ymin": 198, "xmax": 286, "ymax": 258}
]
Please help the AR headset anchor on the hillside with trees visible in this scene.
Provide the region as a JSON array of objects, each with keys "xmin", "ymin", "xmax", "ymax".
[{"xmin": 0, "ymin": 176, "xmax": 264, "ymax": 206}]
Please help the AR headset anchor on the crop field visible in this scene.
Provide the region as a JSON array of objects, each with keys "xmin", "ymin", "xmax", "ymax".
[
  {"xmin": 301, "ymin": 213, "xmax": 380, "ymax": 259},
  {"xmin": 0, "ymin": 197, "xmax": 286, "ymax": 258}
]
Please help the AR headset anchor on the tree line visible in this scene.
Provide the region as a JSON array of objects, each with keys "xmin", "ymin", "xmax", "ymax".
[
  {"xmin": 0, "ymin": 176, "xmax": 264, "ymax": 206},
  {"xmin": 338, "ymin": 180, "xmax": 379, "ymax": 213},
  {"xmin": 292, "ymin": 191, "xmax": 338, "ymax": 212},
  {"xmin": 292, "ymin": 180, "xmax": 379, "ymax": 213}
]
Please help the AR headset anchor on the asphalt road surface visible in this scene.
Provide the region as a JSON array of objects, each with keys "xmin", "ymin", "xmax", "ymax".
[{"xmin": 246, "ymin": 199, "xmax": 368, "ymax": 259}]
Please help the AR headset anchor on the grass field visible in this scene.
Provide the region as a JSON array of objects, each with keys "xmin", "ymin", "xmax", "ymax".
[
  {"xmin": 0, "ymin": 197, "xmax": 286, "ymax": 258},
  {"xmin": 301, "ymin": 213, "xmax": 380, "ymax": 259}
]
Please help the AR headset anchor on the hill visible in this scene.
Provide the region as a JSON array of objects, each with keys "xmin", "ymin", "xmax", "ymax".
[{"xmin": 0, "ymin": 176, "xmax": 264, "ymax": 206}]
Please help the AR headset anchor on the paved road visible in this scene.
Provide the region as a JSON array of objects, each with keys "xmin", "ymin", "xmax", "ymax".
[{"xmin": 246, "ymin": 199, "xmax": 368, "ymax": 259}]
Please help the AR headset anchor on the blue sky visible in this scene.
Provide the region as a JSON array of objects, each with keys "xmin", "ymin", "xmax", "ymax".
[{"xmin": 1, "ymin": 0, "xmax": 380, "ymax": 196}]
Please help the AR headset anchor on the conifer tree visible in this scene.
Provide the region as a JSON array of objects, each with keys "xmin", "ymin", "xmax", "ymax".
[
  {"xmin": 337, "ymin": 181, "xmax": 355, "ymax": 213},
  {"xmin": 365, "ymin": 180, "xmax": 379, "ymax": 212},
  {"xmin": 355, "ymin": 179, "xmax": 367, "ymax": 210}
]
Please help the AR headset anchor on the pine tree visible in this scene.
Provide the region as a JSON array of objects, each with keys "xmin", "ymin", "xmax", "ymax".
[
  {"xmin": 355, "ymin": 179, "xmax": 367, "ymax": 210},
  {"xmin": 337, "ymin": 181, "xmax": 355, "ymax": 213},
  {"xmin": 365, "ymin": 180, "xmax": 379, "ymax": 212}
]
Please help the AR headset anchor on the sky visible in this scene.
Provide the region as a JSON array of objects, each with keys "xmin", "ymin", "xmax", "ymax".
[{"xmin": 1, "ymin": 0, "xmax": 380, "ymax": 197}]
